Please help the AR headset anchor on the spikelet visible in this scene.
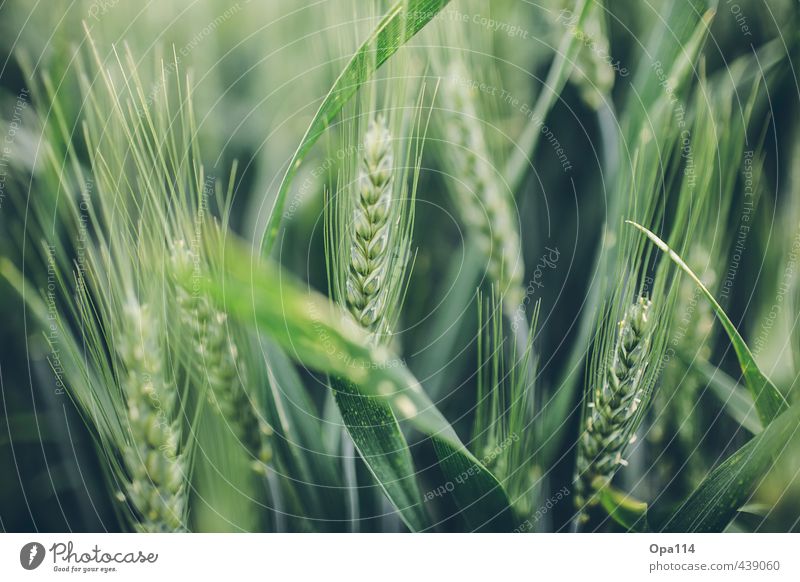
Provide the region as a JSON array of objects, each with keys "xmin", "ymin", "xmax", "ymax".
[
  {"xmin": 117, "ymin": 299, "xmax": 187, "ymax": 532},
  {"xmin": 439, "ymin": 61, "xmax": 525, "ymax": 310},
  {"xmin": 574, "ymin": 296, "xmax": 652, "ymax": 522},
  {"xmin": 172, "ymin": 240, "xmax": 273, "ymax": 473}
]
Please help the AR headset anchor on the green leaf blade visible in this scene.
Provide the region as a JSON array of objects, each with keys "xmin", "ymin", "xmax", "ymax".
[
  {"xmin": 331, "ymin": 377, "xmax": 430, "ymax": 531},
  {"xmin": 627, "ymin": 221, "xmax": 788, "ymax": 425},
  {"xmin": 203, "ymin": 235, "xmax": 516, "ymax": 530},
  {"xmin": 656, "ymin": 399, "xmax": 800, "ymax": 532},
  {"xmin": 596, "ymin": 484, "xmax": 650, "ymax": 532},
  {"xmin": 432, "ymin": 439, "xmax": 516, "ymax": 532}
]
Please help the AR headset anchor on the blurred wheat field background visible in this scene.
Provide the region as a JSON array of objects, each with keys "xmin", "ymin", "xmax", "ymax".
[{"xmin": 1, "ymin": 0, "xmax": 799, "ymax": 533}]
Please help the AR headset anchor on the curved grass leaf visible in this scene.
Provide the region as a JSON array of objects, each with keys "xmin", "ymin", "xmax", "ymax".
[
  {"xmin": 260, "ymin": 0, "xmax": 451, "ymax": 255},
  {"xmin": 432, "ymin": 438, "xmax": 515, "ymax": 532},
  {"xmin": 596, "ymin": 397, "xmax": 799, "ymax": 533},
  {"xmin": 331, "ymin": 377, "xmax": 429, "ymax": 531},
  {"xmin": 655, "ymin": 399, "xmax": 800, "ymax": 532},
  {"xmin": 200, "ymin": 235, "xmax": 514, "ymax": 530},
  {"xmin": 627, "ymin": 221, "xmax": 788, "ymax": 425},
  {"xmin": 691, "ymin": 359, "xmax": 762, "ymax": 435},
  {"xmin": 261, "ymin": 341, "xmax": 344, "ymax": 523},
  {"xmin": 624, "ymin": 2, "xmax": 713, "ymax": 142}
]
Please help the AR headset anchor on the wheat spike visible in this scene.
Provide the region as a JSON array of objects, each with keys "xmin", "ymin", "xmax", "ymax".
[
  {"xmin": 440, "ymin": 61, "xmax": 525, "ymax": 310},
  {"xmin": 172, "ymin": 241, "xmax": 273, "ymax": 473},
  {"xmin": 574, "ymin": 296, "xmax": 652, "ymax": 522},
  {"xmin": 345, "ymin": 117, "xmax": 396, "ymax": 333},
  {"xmin": 117, "ymin": 299, "xmax": 187, "ymax": 532},
  {"xmin": 550, "ymin": 0, "xmax": 615, "ymax": 110}
]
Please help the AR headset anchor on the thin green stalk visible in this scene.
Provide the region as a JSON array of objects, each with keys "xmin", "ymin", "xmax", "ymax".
[{"xmin": 505, "ymin": 0, "xmax": 592, "ymax": 191}]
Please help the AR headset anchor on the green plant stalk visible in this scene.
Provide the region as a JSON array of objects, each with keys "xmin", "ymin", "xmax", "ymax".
[{"xmin": 505, "ymin": 0, "xmax": 592, "ymax": 191}]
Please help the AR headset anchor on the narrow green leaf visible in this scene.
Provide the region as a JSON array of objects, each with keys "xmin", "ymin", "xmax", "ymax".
[
  {"xmin": 505, "ymin": 0, "xmax": 592, "ymax": 190},
  {"xmin": 691, "ymin": 359, "xmax": 762, "ymax": 435},
  {"xmin": 331, "ymin": 377, "xmax": 430, "ymax": 531},
  {"xmin": 624, "ymin": 2, "xmax": 713, "ymax": 142},
  {"xmin": 656, "ymin": 399, "xmax": 800, "ymax": 532},
  {"xmin": 737, "ymin": 503, "xmax": 770, "ymax": 517},
  {"xmin": 261, "ymin": 341, "xmax": 343, "ymax": 522},
  {"xmin": 190, "ymin": 406, "xmax": 262, "ymax": 533},
  {"xmin": 200, "ymin": 235, "xmax": 514, "ymax": 529},
  {"xmin": 432, "ymin": 438, "xmax": 515, "ymax": 532},
  {"xmin": 627, "ymin": 221, "xmax": 788, "ymax": 425},
  {"xmin": 260, "ymin": 0, "xmax": 451, "ymax": 255}
]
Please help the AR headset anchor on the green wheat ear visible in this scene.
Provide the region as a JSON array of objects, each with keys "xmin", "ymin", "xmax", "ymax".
[
  {"xmin": 328, "ymin": 111, "xmax": 416, "ymax": 344},
  {"xmin": 117, "ymin": 298, "xmax": 188, "ymax": 532},
  {"xmin": 438, "ymin": 60, "xmax": 525, "ymax": 311},
  {"xmin": 345, "ymin": 117, "xmax": 395, "ymax": 333},
  {"xmin": 574, "ymin": 296, "xmax": 652, "ymax": 524},
  {"xmin": 171, "ymin": 240, "xmax": 273, "ymax": 473}
]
